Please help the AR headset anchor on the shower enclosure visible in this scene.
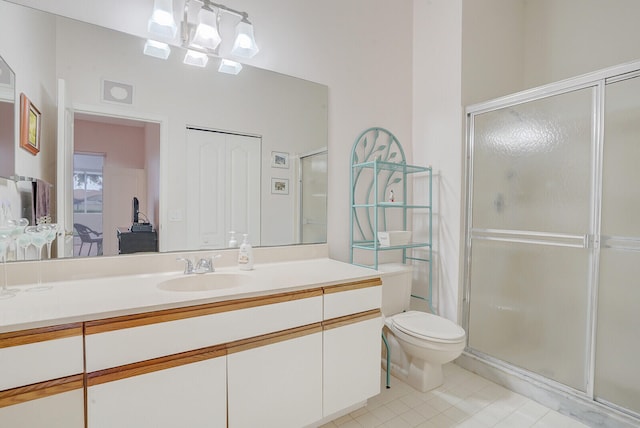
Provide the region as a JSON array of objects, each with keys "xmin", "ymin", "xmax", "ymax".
[{"xmin": 463, "ymin": 60, "xmax": 640, "ymax": 422}]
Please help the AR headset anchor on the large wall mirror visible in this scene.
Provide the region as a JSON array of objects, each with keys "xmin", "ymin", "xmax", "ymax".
[
  {"xmin": 0, "ymin": 0, "xmax": 328, "ymax": 261},
  {"xmin": 0, "ymin": 53, "xmax": 15, "ymax": 179}
]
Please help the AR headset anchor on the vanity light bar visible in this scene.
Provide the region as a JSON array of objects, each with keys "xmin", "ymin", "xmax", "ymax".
[
  {"xmin": 148, "ymin": 0, "xmax": 178, "ymax": 39},
  {"xmin": 147, "ymin": 0, "xmax": 258, "ymax": 73},
  {"xmin": 183, "ymin": 49, "xmax": 209, "ymax": 67},
  {"xmin": 218, "ymin": 59, "xmax": 242, "ymax": 75},
  {"xmin": 143, "ymin": 39, "xmax": 171, "ymax": 60}
]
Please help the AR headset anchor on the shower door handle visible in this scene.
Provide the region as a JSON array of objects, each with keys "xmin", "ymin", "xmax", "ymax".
[{"xmin": 585, "ymin": 234, "xmax": 599, "ymax": 249}]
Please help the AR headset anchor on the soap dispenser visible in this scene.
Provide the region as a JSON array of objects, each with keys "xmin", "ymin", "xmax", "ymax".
[
  {"xmin": 228, "ymin": 231, "xmax": 238, "ymax": 248},
  {"xmin": 238, "ymin": 234, "xmax": 253, "ymax": 271}
]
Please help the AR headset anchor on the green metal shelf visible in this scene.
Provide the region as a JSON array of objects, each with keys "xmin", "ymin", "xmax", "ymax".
[
  {"xmin": 349, "ymin": 127, "xmax": 433, "ymax": 313},
  {"xmin": 352, "ymin": 241, "xmax": 432, "ymax": 251},
  {"xmin": 349, "ymin": 127, "xmax": 435, "ymax": 390},
  {"xmin": 352, "ymin": 202, "xmax": 431, "ymax": 209},
  {"xmin": 352, "ymin": 160, "xmax": 432, "ymax": 174}
]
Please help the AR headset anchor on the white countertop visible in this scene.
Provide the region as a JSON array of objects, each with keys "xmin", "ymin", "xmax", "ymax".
[{"xmin": 0, "ymin": 258, "xmax": 380, "ymax": 333}]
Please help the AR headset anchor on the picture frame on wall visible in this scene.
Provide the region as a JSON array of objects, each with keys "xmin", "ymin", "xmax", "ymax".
[
  {"xmin": 271, "ymin": 178, "xmax": 289, "ymax": 195},
  {"xmin": 271, "ymin": 151, "xmax": 289, "ymax": 169},
  {"xmin": 19, "ymin": 93, "xmax": 41, "ymax": 155}
]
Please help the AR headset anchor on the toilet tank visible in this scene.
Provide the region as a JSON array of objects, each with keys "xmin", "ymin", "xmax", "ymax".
[{"xmin": 378, "ymin": 263, "xmax": 413, "ymax": 316}]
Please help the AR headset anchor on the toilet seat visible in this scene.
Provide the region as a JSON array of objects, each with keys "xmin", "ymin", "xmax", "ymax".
[{"xmin": 390, "ymin": 311, "xmax": 465, "ymax": 344}]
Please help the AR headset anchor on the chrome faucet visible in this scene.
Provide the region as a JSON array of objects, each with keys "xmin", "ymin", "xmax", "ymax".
[
  {"xmin": 195, "ymin": 257, "xmax": 215, "ymax": 274},
  {"xmin": 176, "ymin": 257, "xmax": 194, "ymax": 274},
  {"xmin": 195, "ymin": 254, "xmax": 222, "ymax": 273},
  {"xmin": 177, "ymin": 255, "xmax": 221, "ymax": 274}
]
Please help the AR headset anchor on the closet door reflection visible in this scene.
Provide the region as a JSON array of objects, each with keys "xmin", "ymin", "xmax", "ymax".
[
  {"xmin": 468, "ymin": 88, "xmax": 594, "ymax": 391},
  {"xmin": 186, "ymin": 129, "xmax": 261, "ymax": 250},
  {"xmin": 596, "ymin": 74, "xmax": 640, "ymax": 414}
]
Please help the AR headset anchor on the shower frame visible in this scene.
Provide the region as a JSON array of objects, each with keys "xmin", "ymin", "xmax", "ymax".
[{"xmin": 461, "ymin": 59, "xmax": 640, "ymax": 425}]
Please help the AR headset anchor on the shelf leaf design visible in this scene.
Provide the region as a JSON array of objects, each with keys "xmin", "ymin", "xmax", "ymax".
[{"xmin": 350, "ymin": 127, "xmax": 407, "ymax": 242}]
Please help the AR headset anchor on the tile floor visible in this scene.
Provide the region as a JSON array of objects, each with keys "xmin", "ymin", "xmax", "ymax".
[{"xmin": 322, "ymin": 364, "xmax": 589, "ymax": 428}]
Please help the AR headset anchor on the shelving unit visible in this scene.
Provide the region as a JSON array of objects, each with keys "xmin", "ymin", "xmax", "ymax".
[
  {"xmin": 349, "ymin": 127, "xmax": 433, "ymax": 307},
  {"xmin": 349, "ymin": 128, "xmax": 434, "ymax": 389}
]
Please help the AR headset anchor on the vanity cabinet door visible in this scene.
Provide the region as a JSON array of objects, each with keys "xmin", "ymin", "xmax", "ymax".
[
  {"xmin": 227, "ymin": 326, "xmax": 323, "ymax": 428},
  {"xmin": 87, "ymin": 350, "xmax": 226, "ymax": 428},
  {"xmin": 0, "ymin": 388, "xmax": 84, "ymax": 428},
  {"xmin": 0, "ymin": 323, "xmax": 84, "ymax": 428},
  {"xmin": 323, "ymin": 312, "xmax": 382, "ymax": 417}
]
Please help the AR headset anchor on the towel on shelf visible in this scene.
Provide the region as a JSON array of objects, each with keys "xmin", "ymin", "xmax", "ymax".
[{"xmin": 33, "ymin": 179, "xmax": 51, "ymax": 224}]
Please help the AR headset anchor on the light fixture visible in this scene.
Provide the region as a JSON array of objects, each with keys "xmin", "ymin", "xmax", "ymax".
[
  {"xmin": 146, "ymin": 0, "xmax": 260, "ymax": 74},
  {"xmin": 148, "ymin": 0, "xmax": 178, "ymax": 39},
  {"xmin": 183, "ymin": 49, "xmax": 209, "ymax": 67},
  {"xmin": 190, "ymin": 6, "xmax": 221, "ymax": 51},
  {"xmin": 218, "ymin": 58, "xmax": 243, "ymax": 75},
  {"xmin": 231, "ymin": 18, "xmax": 259, "ymax": 59},
  {"xmin": 143, "ymin": 39, "xmax": 171, "ymax": 60}
]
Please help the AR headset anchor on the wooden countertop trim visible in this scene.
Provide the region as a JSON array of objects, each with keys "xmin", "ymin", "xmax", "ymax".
[
  {"xmin": 322, "ymin": 309, "xmax": 382, "ymax": 331},
  {"xmin": 85, "ymin": 288, "xmax": 323, "ymax": 335},
  {"xmin": 322, "ymin": 278, "xmax": 382, "ymax": 294},
  {"xmin": 0, "ymin": 323, "xmax": 83, "ymax": 349},
  {"xmin": 0, "ymin": 374, "xmax": 84, "ymax": 408},
  {"xmin": 86, "ymin": 345, "xmax": 227, "ymax": 387},
  {"xmin": 226, "ymin": 323, "xmax": 323, "ymax": 355}
]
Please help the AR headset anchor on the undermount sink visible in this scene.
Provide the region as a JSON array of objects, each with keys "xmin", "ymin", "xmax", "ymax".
[{"xmin": 157, "ymin": 273, "xmax": 248, "ymax": 292}]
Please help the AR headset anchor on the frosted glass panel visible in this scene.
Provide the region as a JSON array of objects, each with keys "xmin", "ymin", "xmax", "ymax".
[
  {"xmin": 300, "ymin": 151, "xmax": 328, "ymax": 244},
  {"xmin": 595, "ymin": 249, "xmax": 640, "ymax": 413},
  {"xmin": 602, "ymin": 76, "xmax": 640, "ymax": 237},
  {"xmin": 596, "ymin": 75, "xmax": 640, "ymax": 413},
  {"xmin": 472, "ymin": 89, "xmax": 593, "ymax": 234},
  {"xmin": 468, "ymin": 240, "xmax": 589, "ymax": 391}
]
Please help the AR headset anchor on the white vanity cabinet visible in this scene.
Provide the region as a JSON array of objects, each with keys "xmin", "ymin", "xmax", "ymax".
[
  {"xmin": 87, "ymin": 350, "xmax": 227, "ymax": 428},
  {"xmin": 227, "ymin": 326, "xmax": 323, "ymax": 428},
  {"xmin": 322, "ymin": 281, "xmax": 383, "ymax": 417},
  {"xmin": 0, "ymin": 323, "xmax": 84, "ymax": 428},
  {"xmin": 84, "ymin": 288, "xmax": 324, "ymax": 428},
  {"xmin": 1, "ymin": 270, "xmax": 383, "ymax": 428}
]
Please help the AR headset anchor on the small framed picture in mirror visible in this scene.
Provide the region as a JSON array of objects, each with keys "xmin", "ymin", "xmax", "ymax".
[
  {"xmin": 271, "ymin": 151, "xmax": 289, "ymax": 168},
  {"xmin": 20, "ymin": 93, "xmax": 41, "ymax": 155},
  {"xmin": 271, "ymin": 178, "xmax": 289, "ymax": 195}
]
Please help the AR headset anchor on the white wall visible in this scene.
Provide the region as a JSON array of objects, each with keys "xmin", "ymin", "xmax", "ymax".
[
  {"xmin": 462, "ymin": 0, "xmax": 640, "ymax": 106},
  {"xmin": 461, "ymin": 0, "xmax": 525, "ymax": 106},
  {"xmin": 0, "ymin": 1, "xmax": 56, "ymax": 185},
  {"xmin": 523, "ymin": 0, "xmax": 640, "ymax": 89},
  {"xmin": 412, "ymin": 0, "xmax": 463, "ymax": 320}
]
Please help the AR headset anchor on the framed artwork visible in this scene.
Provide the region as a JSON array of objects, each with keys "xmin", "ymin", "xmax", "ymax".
[
  {"xmin": 271, "ymin": 151, "xmax": 289, "ymax": 168},
  {"xmin": 20, "ymin": 93, "xmax": 41, "ymax": 155},
  {"xmin": 271, "ymin": 178, "xmax": 289, "ymax": 195}
]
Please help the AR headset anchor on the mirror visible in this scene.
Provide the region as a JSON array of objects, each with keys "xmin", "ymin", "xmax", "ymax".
[
  {"xmin": 0, "ymin": 53, "xmax": 15, "ymax": 179},
  {"xmin": 0, "ymin": 0, "xmax": 328, "ymax": 260}
]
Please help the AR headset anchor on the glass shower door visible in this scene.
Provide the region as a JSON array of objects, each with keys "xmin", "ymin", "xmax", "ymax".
[
  {"xmin": 467, "ymin": 88, "xmax": 595, "ymax": 392},
  {"xmin": 299, "ymin": 150, "xmax": 327, "ymax": 244},
  {"xmin": 595, "ymin": 74, "xmax": 640, "ymax": 415}
]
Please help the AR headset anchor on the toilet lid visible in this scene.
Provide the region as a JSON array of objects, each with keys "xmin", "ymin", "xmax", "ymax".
[{"xmin": 392, "ymin": 311, "xmax": 465, "ymax": 343}]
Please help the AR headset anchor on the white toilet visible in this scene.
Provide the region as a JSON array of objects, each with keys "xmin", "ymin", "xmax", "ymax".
[{"xmin": 379, "ymin": 264, "xmax": 466, "ymax": 392}]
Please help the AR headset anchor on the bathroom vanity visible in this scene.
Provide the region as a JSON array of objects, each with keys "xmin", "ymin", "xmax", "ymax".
[{"xmin": 0, "ymin": 258, "xmax": 382, "ymax": 428}]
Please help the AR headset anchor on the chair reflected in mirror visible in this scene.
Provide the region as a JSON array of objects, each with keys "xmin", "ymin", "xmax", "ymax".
[{"xmin": 73, "ymin": 223, "xmax": 103, "ymax": 257}]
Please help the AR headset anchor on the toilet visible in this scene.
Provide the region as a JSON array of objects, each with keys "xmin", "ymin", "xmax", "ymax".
[{"xmin": 379, "ymin": 264, "xmax": 466, "ymax": 392}]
